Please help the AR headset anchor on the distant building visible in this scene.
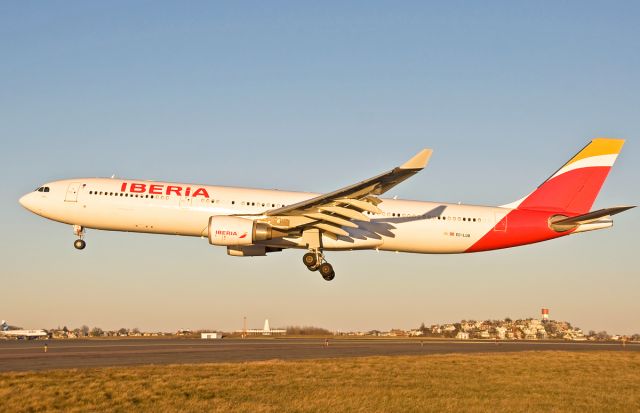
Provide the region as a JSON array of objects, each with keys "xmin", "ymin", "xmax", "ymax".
[
  {"xmin": 456, "ymin": 331, "xmax": 469, "ymax": 340},
  {"xmin": 236, "ymin": 319, "xmax": 286, "ymax": 336},
  {"xmin": 541, "ymin": 308, "xmax": 549, "ymax": 321},
  {"xmin": 201, "ymin": 332, "xmax": 222, "ymax": 339}
]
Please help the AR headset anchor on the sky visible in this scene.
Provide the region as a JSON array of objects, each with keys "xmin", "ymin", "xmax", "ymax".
[{"xmin": 1, "ymin": 2, "xmax": 638, "ymax": 334}]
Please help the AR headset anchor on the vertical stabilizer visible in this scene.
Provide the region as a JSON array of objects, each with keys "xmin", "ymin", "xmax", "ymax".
[{"xmin": 509, "ymin": 138, "xmax": 625, "ymax": 214}]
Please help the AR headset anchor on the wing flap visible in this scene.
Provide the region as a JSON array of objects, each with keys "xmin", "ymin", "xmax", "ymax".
[
  {"xmin": 303, "ymin": 212, "xmax": 359, "ymax": 228},
  {"xmin": 313, "ymin": 223, "xmax": 350, "ymax": 237},
  {"xmin": 318, "ymin": 206, "xmax": 369, "ymax": 222},
  {"xmin": 335, "ymin": 198, "xmax": 383, "ymax": 214}
]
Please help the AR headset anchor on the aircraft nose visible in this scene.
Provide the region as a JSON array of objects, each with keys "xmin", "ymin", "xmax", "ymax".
[{"xmin": 19, "ymin": 193, "xmax": 35, "ymax": 211}]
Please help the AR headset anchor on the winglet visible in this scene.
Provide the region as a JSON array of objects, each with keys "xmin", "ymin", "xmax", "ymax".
[{"xmin": 400, "ymin": 148, "xmax": 432, "ymax": 170}]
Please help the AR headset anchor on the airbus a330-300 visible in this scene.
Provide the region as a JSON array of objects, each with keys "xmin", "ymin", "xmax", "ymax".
[{"xmin": 20, "ymin": 138, "xmax": 634, "ymax": 281}]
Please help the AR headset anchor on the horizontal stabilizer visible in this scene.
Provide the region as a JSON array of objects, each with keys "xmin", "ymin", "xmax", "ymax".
[{"xmin": 552, "ymin": 206, "xmax": 635, "ymax": 227}]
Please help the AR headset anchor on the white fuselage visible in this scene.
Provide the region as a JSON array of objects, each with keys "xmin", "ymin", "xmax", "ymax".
[
  {"xmin": 1, "ymin": 330, "xmax": 48, "ymax": 339},
  {"xmin": 20, "ymin": 178, "xmax": 514, "ymax": 254}
]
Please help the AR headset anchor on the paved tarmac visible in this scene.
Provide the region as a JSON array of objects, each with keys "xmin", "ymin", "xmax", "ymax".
[{"xmin": 0, "ymin": 338, "xmax": 637, "ymax": 372}]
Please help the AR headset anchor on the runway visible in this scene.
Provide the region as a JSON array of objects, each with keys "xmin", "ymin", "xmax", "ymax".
[{"xmin": 0, "ymin": 338, "xmax": 637, "ymax": 372}]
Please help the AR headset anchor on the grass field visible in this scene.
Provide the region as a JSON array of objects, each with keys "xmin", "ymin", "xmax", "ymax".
[{"xmin": 1, "ymin": 351, "xmax": 638, "ymax": 412}]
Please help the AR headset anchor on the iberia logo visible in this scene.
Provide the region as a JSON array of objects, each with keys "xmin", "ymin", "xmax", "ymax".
[{"xmin": 215, "ymin": 230, "xmax": 248, "ymax": 238}]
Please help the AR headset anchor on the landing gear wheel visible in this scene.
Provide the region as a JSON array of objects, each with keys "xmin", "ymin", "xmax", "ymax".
[
  {"xmin": 319, "ymin": 263, "xmax": 335, "ymax": 281},
  {"xmin": 74, "ymin": 239, "xmax": 86, "ymax": 250},
  {"xmin": 303, "ymin": 252, "xmax": 318, "ymax": 268}
]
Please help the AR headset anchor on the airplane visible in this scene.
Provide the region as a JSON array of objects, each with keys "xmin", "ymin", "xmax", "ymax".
[
  {"xmin": 19, "ymin": 138, "xmax": 634, "ymax": 281},
  {"xmin": 1, "ymin": 320, "xmax": 49, "ymax": 340}
]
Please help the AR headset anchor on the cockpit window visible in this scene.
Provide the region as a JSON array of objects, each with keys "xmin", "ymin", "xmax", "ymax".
[
  {"xmin": 44, "ymin": 187, "xmax": 50, "ymax": 192},
  {"xmin": 35, "ymin": 187, "xmax": 50, "ymax": 192}
]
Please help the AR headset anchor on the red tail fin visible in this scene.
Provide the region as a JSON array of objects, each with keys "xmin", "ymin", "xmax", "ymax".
[{"xmin": 508, "ymin": 138, "xmax": 625, "ymax": 214}]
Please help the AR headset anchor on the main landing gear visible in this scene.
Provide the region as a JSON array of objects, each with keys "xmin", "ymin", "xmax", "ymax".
[
  {"xmin": 303, "ymin": 250, "xmax": 335, "ymax": 281},
  {"xmin": 73, "ymin": 225, "xmax": 86, "ymax": 250}
]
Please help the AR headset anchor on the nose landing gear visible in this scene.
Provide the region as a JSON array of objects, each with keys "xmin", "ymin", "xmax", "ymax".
[
  {"xmin": 303, "ymin": 250, "xmax": 335, "ymax": 281},
  {"xmin": 73, "ymin": 225, "xmax": 86, "ymax": 250},
  {"xmin": 73, "ymin": 239, "xmax": 86, "ymax": 250}
]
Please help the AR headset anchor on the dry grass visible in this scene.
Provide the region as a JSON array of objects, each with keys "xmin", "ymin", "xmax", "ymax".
[{"xmin": 1, "ymin": 351, "xmax": 638, "ymax": 412}]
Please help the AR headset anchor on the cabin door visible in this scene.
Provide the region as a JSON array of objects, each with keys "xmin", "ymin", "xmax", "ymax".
[
  {"xmin": 64, "ymin": 182, "xmax": 81, "ymax": 202},
  {"xmin": 494, "ymin": 212, "xmax": 508, "ymax": 231}
]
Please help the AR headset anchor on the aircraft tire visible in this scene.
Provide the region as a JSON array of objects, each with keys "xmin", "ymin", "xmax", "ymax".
[
  {"xmin": 319, "ymin": 263, "xmax": 335, "ymax": 281},
  {"xmin": 303, "ymin": 252, "xmax": 317, "ymax": 268},
  {"xmin": 74, "ymin": 239, "xmax": 86, "ymax": 250}
]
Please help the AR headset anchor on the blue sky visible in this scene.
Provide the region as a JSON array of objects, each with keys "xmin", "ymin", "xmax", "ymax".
[{"xmin": 1, "ymin": 2, "xmax": 638, "ymax": 334}]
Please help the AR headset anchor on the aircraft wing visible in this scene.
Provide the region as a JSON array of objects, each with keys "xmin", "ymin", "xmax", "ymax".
[{"xmin": 263, "ymin": 149, "xmax": 432, "ymax": 238}]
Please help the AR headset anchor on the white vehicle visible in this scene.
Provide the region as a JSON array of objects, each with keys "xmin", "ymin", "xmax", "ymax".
[
  {"xmin": 1, "ymin": 320, "xmax": 48, "ymax": 339},
  {"xmin": 19, "ymin": 139, "xmax": 633, "ymax": 281}
]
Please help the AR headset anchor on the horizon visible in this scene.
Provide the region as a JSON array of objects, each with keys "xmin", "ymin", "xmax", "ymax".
[{"xmin": 7, "ymin": 312, "xmax": 638, "ymax": 337}]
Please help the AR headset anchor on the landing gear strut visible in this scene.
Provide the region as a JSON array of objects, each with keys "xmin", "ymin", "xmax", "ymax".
[
  {"xmin": 303, "ymin": 250, "xmax": 335, "ymax": 281},
  {"xmin": 73, "ymin": 225, "xmax": 86, "ymax": 250}
]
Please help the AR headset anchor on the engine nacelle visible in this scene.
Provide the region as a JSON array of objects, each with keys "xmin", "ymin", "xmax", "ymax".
[{"xmin": 208, "ymin": 216, "xmax": 273, "ymax": 246}]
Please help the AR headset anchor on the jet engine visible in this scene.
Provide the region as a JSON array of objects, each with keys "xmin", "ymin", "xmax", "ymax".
[{"xmin": 208, "ymin": 216, "xmax": 274, "ymax": 246}]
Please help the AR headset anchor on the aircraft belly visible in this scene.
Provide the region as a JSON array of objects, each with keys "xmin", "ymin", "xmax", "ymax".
[
  {"xmin": 379, "ymin": 219, "xmax": 492, "ymax": 254},
  {"xmin": 61, "ymin": 200, "xmax": 209, "ymax": 236}
]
